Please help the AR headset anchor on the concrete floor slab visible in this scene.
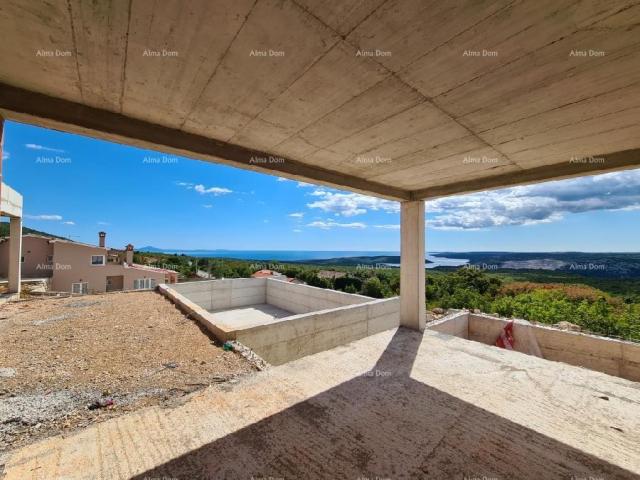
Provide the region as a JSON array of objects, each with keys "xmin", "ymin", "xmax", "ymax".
[
  {"xmin": 209, "ymin": 303, "xmax": 293, "ymax": 329},
  {"xmin": 3, "ymin": 328, "xmax": 640, "ymax": 479}
]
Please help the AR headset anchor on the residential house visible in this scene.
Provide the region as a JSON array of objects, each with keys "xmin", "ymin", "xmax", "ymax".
[{"xmin": 0, "ymin": 232, "xmax": 177, "ymax": 293}]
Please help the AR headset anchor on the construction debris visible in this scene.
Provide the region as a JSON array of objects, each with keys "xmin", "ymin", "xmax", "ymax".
[
  {"xmin": 87, "ymin": 398, "xmax": 114, "ymax": 410},
  {"xmin": 0, "ymin": 292, "xmax": 257, "ymax": 453}
]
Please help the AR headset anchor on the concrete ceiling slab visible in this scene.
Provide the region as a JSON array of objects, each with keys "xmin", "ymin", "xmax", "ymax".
[{"xmin": 0, "ymin": 0, "xmax": 639, "ymax": 200}]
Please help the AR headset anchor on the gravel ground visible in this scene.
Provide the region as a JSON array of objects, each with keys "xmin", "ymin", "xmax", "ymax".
[{"xmin": 0, "ymin": 291, "xmax": 257, "ymax": 454}]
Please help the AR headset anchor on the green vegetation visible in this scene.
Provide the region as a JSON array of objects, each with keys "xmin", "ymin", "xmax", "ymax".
[
  {"xmin": 0, "ymin": 222, "xmax": 67, "ymax": 239},
  {"xmin": 427, "ymin": 269, "xmax": 640, "ymax": 341},
  {"xmin": 135, "ymin": 251, "xmax": 640, "ymax": 342}
]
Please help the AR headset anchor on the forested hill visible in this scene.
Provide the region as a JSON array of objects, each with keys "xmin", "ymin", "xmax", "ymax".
[
  {"xmin": 0, "ymin": 223, "xmax": 66, "ymax": 240},
  {"xmin": 434, "ymin": 252, "xmax": 640, "ymax": 278}
]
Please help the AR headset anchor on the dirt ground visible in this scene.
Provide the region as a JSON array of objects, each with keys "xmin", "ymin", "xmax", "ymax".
[{"xmin": 0, "ymin": 291, "xmax": 256, "ymax": 455}]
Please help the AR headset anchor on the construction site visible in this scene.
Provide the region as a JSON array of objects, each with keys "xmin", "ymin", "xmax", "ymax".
[{"xmin": 0, "ymin": 0, "xmax": 639, "ymax": 478}]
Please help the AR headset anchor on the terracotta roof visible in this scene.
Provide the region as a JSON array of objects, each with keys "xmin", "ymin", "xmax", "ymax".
[
  {"xmin": 251, "ymin": 269, "xmax": 289, "ymax": 278},
  {"xmin": 129, "ymin": 263, "xmax": 177, "ymax": 274}
]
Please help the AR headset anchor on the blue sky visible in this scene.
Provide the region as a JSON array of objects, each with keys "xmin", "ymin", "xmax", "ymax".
[{"xmin": 2, "ymin": 120, "xmax": 639, "ymax": 252}]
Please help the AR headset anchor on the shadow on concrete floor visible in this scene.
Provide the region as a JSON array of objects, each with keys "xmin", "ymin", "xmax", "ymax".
[{"xmin": 132, "ymin": 328, "xmax": 636, "ymax": 480}]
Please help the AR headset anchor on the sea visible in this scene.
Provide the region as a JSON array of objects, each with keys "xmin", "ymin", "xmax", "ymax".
[{"xmin": 142, "ymin": 249, "xmax": 469, "ymax": 269}]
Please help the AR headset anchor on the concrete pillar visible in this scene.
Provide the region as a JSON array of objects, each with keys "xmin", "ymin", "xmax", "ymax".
[
  {"xmin": 8, "ymin": 216, "xmax": 22, "ymax": 294},
  {"xmin": 400, "ymin": 200, "xmax": 425, "ymax": 331},
  {"xmin": 0, "ymin": 116, "xmax": 4, "ymax": 201}
]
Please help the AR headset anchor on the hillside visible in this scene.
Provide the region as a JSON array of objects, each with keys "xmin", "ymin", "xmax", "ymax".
[
  {"xmin": 0, "ymin": 222, "xmax": 67, "ymax": 240},
  {"xmin": 433, "ymin": 251, "xmax": 640, "ymax": 278}
]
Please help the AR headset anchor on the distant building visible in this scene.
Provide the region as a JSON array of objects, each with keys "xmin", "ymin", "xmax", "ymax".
[
  {"xmin": 250, "ymin": 269, "xmax": 305, "ymax": 283},
  {"xmin": 0, "ymin": 232, "xmax": 177, "ymax": 294},
  {"xmin": 251, "ymin": 269, "xmax": 288, "ymax": 279}
]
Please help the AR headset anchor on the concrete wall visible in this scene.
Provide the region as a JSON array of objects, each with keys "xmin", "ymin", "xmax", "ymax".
[
  {"xmin": 235, "ymin": 296, "xmax": 400, "ymax": 365},
  {"xmin": 266, "ymin": 278, "xmax": 370, "ymax": 314},
  {"xmin": 427, "ymin": 311, "xmax": 469, "ymax": 339},
  {"xmin": 170, "ymin": 278, "xmax": 267, "ymax": 311},
  {"xmin": 0, "ymin": 235, "xmax": 54, "ymax": 278},
  {"xmin": 427, "ymin": 312, "xmax": 640, "ymax": 382},
  {"xmin": 160, "ymin": 279, "xmax": 400, "ymax": 366}
]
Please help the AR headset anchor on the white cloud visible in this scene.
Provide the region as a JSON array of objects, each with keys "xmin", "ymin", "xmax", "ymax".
[
  {"xmin": 276, "ymin": 177, "xmax": 289, "ymax": 182},
  {"xmin": 307, "ymin": 191, "xmax": 399, "ymax": 217},
  {"xmin": 288, "ymin": 212, "xmax": 304, "ymax": 218},
  {"xmin": 427, "ymin": 170, "xmax": 640, "ymax": 230},
  {"xmin": 307, "ymin": 220, "xmax": 366, "ymax": 229},
  {"xmin": 25, "ymin": 144, "xmax": 65, "ymax": 153},
  {"xmin": 293, "ymin": 229, "xmax": 302, "ymax": 233},
  {"xmin": 194, "ymin": 184, "xmax": 232, "ymax": 196},
  {"xmin": 97, "ymin": 221, "xmax": 110, "ymax": 226},
  {"xmin": 2, "ymin": 151, "xmax": 9, "ymax": 160},
  {"xmin": 25, "ymin": 214, "xmax": 63, "ymax": 221},
  {"xmin": 62, "ymin": 221, "xmax": 75, "ymax": 225},
  {"xmin": 297, "ymin": 181, "xmax": 315, "ymax": 188},
  {"xmin": 374, "ymin": 224, "xmax": 400, "ymax": 230},
  {"xmin": 176, "ymin": 181, "xmax": 193, "ymax": 187},
  {"xmin": 202, "ymin": 204, "xmax": 213, "ymax": 209}
]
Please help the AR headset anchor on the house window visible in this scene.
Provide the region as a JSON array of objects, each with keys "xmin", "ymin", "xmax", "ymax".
[
  {"xmin": 71, "ymin": 282, "xmax": 88, "ymax": 294},
  {"xmin": 20, "ymin": 256, "xmax": 24, "ymax": 263},
  {"xmin": 133, "ymin": 278, "xmax": 156, "ymax": 290},
  {"xmin": 46, "ymin": 255, "xmax": 53, "ymax": 263},
  {"xmin": 91, "ymin": 255, "xmax": 105, "ymax": 266}
]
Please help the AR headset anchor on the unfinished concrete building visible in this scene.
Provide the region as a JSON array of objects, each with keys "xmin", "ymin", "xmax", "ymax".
[
  {"xmin": 0, "ymin": 1, "xmax": 639, "ymax": 478},
  {"xmin": 0, "ymin": 118, "xmax": 23, "ymax": 297}
]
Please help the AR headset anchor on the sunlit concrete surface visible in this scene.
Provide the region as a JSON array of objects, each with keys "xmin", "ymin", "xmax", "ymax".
[
  {"xmin": 3, "ymin": 328, "xmax": 639, "ymax": 479},
  {"xmin": 209, "ymin": 303, "xmax": 293, "ymax": 329}
]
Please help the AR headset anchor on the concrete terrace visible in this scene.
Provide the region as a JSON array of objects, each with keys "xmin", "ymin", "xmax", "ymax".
[
  {"xmin": 1, "ymin": 2, "xmax": 640, "ymax": 478},
  {"xmin": 3, "ymin": 328, "xmax": 640, "ymax": 479}
]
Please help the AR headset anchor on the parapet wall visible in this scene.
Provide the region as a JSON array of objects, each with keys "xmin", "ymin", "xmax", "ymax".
[
  {"xmin": 427, "ymin": 311, "xmax": 640, "ymax": 382},
  {"xmin": 160, "ymin": 279, "xmax": 400, "ymax": 366},
  {"xmin": 266, "ymin": 278, "xmax": 371, "ymax": 314},
  {"xmin": 170, "ymin": 278, "xmax": 267, "ymax": 311},
  {"xmin": 236, "ymin": 296, "xmax": 400, "ymax": 365}
]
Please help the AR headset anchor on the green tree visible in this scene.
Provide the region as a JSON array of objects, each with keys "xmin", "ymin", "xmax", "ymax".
[{"xmin": 362, "ymin": 277, "xmax": 384, "ymax": 298}]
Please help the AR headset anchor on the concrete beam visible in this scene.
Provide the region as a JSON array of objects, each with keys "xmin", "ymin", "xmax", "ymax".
[
  {"xmin": 0, "ymin": 116, "xmax": 3, "ymax": 205},
  {"xmin": 8, "ymin": 216, "xmax": 22, "ymax": 294},
  {"xmin": 400, "ymin": 200, "xmax": 425, "ymax": 331},
  {"xmin": 411, "ymin": 148, "xmax": 640, "ymax": 200},
  {"xmin": 0, "ymin": 83, "xmax": 410, "ymax": 201},
  {"xmin": 1, "ymin": 183, "xmax": 23, "ymax": 218}
]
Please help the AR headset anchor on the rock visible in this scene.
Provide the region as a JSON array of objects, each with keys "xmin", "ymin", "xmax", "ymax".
[
  {"xmin": 432, "ymin": 308, "xmax": 445, "ymax": 315},
  {"xmin": 0, "ymin": 367, "xmax": 16, "ymax": 378},
  {"xmin": 553, "ymin": 321, "xmax": 581, "ymax": 332}
]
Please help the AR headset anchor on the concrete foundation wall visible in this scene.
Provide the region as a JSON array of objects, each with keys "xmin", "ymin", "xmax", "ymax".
[
  {"xmin": 160, "ymin": 279, "xmax": 400, "ymax": 366},
  {"xmin": 170, "ymin": 278, "xmax": 267, "ymax": 311},
  {"xmin": 266, "ymin": 278, "xmax": 371, "ymax": 314},
  {"xmin": 427, "ymin": 312, "xmax": 640, "ymax": 382},
  {"xmin": 427, "ymin": 311, "xmax": 469, "ymax": 339},
  {"xmin": 235, "ymin": 296, "xmax": 400, "ymax": 365}
]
